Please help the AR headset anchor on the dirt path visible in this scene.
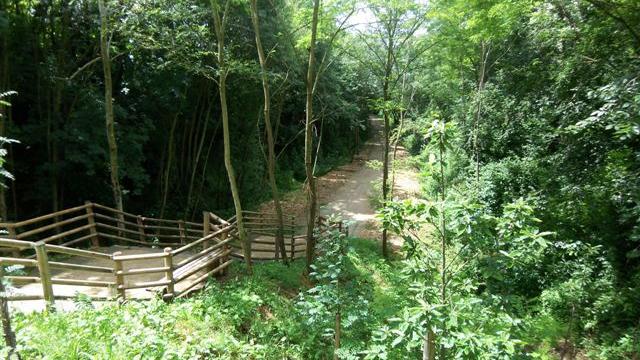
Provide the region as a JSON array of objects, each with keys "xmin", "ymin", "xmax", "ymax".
[
  {"xmin": 319, "ymin": 118, "xmax": 419, "ymax": 238},
  {"xmin": 261, "ymin": 117, "xmax": 420, "ymax": 239}
]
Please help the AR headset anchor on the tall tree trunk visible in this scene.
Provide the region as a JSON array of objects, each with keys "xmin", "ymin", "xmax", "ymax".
[
  {"xmin": 160, "ymin": 112, "xmax": 179, "ymax": 218},
  {"xmin": 304, "ymin": 0, "xmax": 320, "ymax": 273},
  {"xmin": 212, "ymin": 0, "xmax": 251, "ymax": 272},
  {"xmin": 390, "ymin": 74, "xmax": 408, "ymax": 198},
  {"xmin": 0, "ymin": 268, "xmax": 18, "ymax": 359},
  {"xmin": 250, "ymin": 0, "xmax": 287, "ymax": 263},
  {"xmin": 474, "ymin": 41, "xmax": 489, "ymax": 185},
  {"xmin": 438, "ymin": 121, "xmax": 448, "ymax": 359},
  {"xmin": 381, "ymin": 28, "xmax": 394, "ymax": 258},
  {"xmin": 0, "ymin": 28, "xmax": 9, "ymax": 221},
  {"xmin": 99, "ymin": 0, "xmax": 124, "ymax": 220}
]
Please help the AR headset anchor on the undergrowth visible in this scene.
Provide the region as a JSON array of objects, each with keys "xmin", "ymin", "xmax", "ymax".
[{"xmin": 4, "ymin": 238, "xmax": 405, "ymax": 360}]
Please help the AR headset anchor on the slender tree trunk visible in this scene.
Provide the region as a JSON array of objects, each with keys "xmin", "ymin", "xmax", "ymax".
[
  {"xmin": 422, "ymin": 329, "xmax": 435, "ymax": 360},
  {"xmin": 304, "ymin": 0, "xmax": 321, "ymax": 273},
  {"xmin": 99, "ymin": 0, "xmax": 124, "ymax": 217},
  {"xmin": 474, "ymin": 41, "xmax": 489, "ymax": 185},
  {"xmin": 334, "ymin": 309, "xmax": 341, "ymax": 360},
  {"xmin": 438, "ymin": 121, "xmax": 447, "ymax": 359},
  {"xmin": 212, "ymin": 0, "xmax": 251, "ymax": 272},
  {"xmin": 390, "ymin": 74, "xmax": 408, "ymax": 198},
  {"xmin": 0, "ymin": 28, "xmax": 9, "ymax": 221},
  {"xmin": 160, "ymin": 112, "xmax": 179, "ymax": 218},
  {"xmin": 381, "ymin": 30, "xmax": 394, "ymax": 258},
  {"xmin": 250, "ymin": 0, "xmax": 287, "ymax": 263},
  {"xmin": 0, "ymin": 267, "xmax": 19, "ymax": 359}
]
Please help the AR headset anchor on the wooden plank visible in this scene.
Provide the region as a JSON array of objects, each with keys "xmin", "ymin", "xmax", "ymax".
[
  {"xmin": 92, "ymin": 203, "xmax": 139, "ymax": 220},
  {"xmin": 45, "ymin": 243, "xmax": 112, "ymax": 260},
  {"xmin": 120, "ymin": 279, "xmax": 171, "ymax": 290},
  {"xmin": 142, "ymin": 224, "xmax": 181, "ymax": 232},
  {"xmin": 48, "ymin": 261, "xmax": 113, "ymax": 273},
  {"xmin": 2, "ymin": 294, "xmax": 45, "ymax": 301},
  {"xmin": 59, "ymin": 233, "xmax": 97, "ymax": 248},
  {"xmin": 95, "ymin": 222, "xmax": 144, "ymax": 237},
  {"xmin": 0, "ymin": 238, "xmax": 34, "ymax": 250},
  {"xmin": 1, "ymin": 203, "xmax": 89, "ymax": 228},
  {"xmin": 97, "ymin": 232, "xmax": 179, "ymax": 247},
  {"xmin": 93, "ymin": 213, "xmax": 140, "ymax": 229},
  {"xmin": 172, "ymin": 226, "xmax": 234, "ymax": 255},
  {"xmin": 209, "ymin": 212, "xmax": 229, "ymax": 226},
  {"xmin": 176, "ymin": 259, "xmax": 233, "ymax": 298},
  {"xmin": 4, "ymin": 276, "xmax": 40, "ymax": 284},
  {"xmin": 174, "ymin": 249, "xmax": 230, "ymax": 282},
  {"xmin": 40, "ymin": 223, "xmax": 93, "ymax": 244},
  {"xmin": 0, "ymin": 257, "xmax": 38, "ymax": 267},
  {"xmin": 50, "ymin": 278, "xmax": 115, "ymax": 287},
  {"xmin": 15, "ymin": 214, "xmax": 91, "ymax": 240},
  {"xmin": 116, "ymin": 266, "xmax": 170, "ymax": 276},
  {"xmin": 174, "ymin": 238, "xmax": 233, "ymax": 267},
  {"xmin": 113, "ymin": 251, "xmax": 168, "ymax": 261}
]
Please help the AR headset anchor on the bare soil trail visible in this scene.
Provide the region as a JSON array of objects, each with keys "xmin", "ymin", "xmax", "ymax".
[{"xmin": 259, "ymin": 117, "xmax": 420, "ymax": 239}]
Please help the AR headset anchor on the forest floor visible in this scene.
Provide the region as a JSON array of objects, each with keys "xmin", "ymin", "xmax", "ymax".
[{"xmin": 259, "ymin": 117, "xmax": 420, "ymax": 242}]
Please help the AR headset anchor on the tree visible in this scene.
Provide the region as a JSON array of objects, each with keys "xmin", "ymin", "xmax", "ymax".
[
  {"xmin": 0, "ymin": 90, "xmax": 19, "ymax": 359},
  {"xmin": 304, "ymin": 0, "xmax": 321, "ymax": 273},
  {"xmin": 250, "ymin": 0, "xmax": 287, "ymax": 263},
  {"xmin": 98, "ymin": 0, "xmax": 124, "ymax": 216},
  {"xmin": 211, "ymin": 0, "xmax": 252, "ymax": 272},
  {"xmin": 360, "ymin": 0, "xmax": 425, "ymax": 257}
]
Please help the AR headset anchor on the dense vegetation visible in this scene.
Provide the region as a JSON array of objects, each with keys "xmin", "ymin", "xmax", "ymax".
[
  {"xmin": 0, "ymin": 0, "xmax": 373, "ymax": 220},
  {"xmin": 1, "ymin": 0, "xmax": 639, "ymax": 358},
  {"xmin": 377, "ymin": 0, "xmax": 640, "ymax": 358}
]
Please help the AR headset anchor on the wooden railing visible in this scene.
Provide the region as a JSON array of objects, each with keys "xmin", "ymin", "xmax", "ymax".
[
  {"xmin": 0, "ymin": 238, "xmax": 115, "ymax": 306},
  {"xmin": 227, "ymin": 210, "xmax": 305, "ymax": 260},
  {"xmin": 315, "ymin": 215, "xmax": 348, "ymax": 236},
  {"xmin": 0, "ymin": 203, "xmax": 235, "ymax": 305}
]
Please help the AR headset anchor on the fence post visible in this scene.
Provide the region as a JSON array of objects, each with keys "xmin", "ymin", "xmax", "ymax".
[
  {"xmin": 112, "ymin": 251, "xmax": 126, "ymax": 299},
  {"xmin": 221, "ymin": 237, "xmax": 230, "ymax": 276},
  {"xmin": 203, "ymin": 211, "xmax": 210, "ymax": 250},
  {"xmin": 33, "ymin": 241, "xmax": 55, "ymax": 310},
  {"xmin": 85, "ymin": 201, "xmax": 99, "ymax": 247},
  {"xmin": 163, "ymin": 248, "xmax": 175, "ymax": 300},
  {"xmin": 178, "ymin": 220, "xmax": 185, "ymax": 245},
  {"xmin": 290, "ymin": 216, "xmax": 295, "ymax": 259},
  {"xmin": 6, "ymin": 225, "xmax": 19, "ymax": 258},
  {"xmin": 136, "ymin": 216, "xmax": 146, "ymax": 243}
]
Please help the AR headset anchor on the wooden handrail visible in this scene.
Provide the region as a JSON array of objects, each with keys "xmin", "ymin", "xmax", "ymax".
[
  {"xmin": 172, "ymin": 225, "xmax": 234, "ymax": 256},
  {"xmin": 0, "ymin": 238, "xmax": 35, "ymax": 249},
  {"xmin": 112, "ymin": 251, "xmax": 168, "ymax": 261},
  {"xmin": 174, "ymin": 237, "xmax": 234, "ymax": 268},
  {"xmin": 0, "ymin": 203, "xmax": 90, "ymax": 228},
  {"xmin": 15, "ymin": 214, "xmax": 91, "ymax": 239},
  {"xmin": 45, "ymin": 243, "xmax": 112, "ymax": 260}
]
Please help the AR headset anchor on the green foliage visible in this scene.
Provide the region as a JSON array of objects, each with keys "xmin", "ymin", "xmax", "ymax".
[{"xmin": 4, "ymin": 238, "xmax": 411, "ymax": 359}]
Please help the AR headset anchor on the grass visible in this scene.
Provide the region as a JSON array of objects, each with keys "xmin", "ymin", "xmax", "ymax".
[{"xmin": 4, "ymin": 237, "xmax": 406, "ymax": 360}]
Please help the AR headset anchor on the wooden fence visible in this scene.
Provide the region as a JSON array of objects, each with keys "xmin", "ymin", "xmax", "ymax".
[
  {"xmin": 0, "ymin": 203, "xmax": 346, "ymax": 307},
  {"xmin": 0, "ymin": 202, "xmax": 234, "ymax": 306},
  {"xmin": 228, "ymin": 210, "xmax": 306, "ymax": 260}
]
